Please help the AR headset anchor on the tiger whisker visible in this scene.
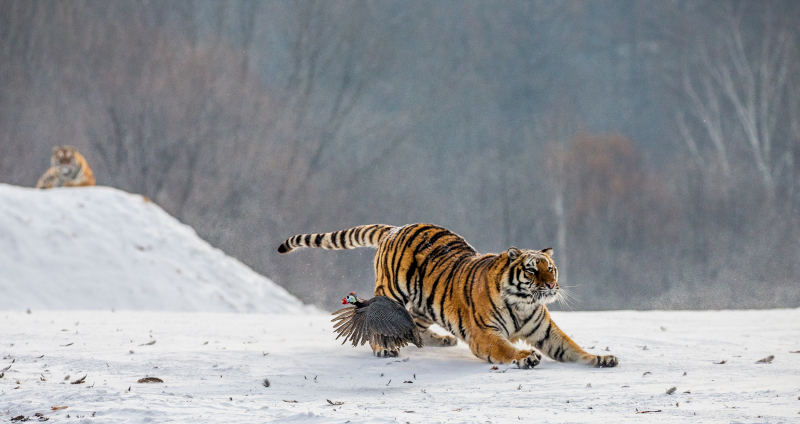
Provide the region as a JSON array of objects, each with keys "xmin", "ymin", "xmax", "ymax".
[
  {"xmin": 560, "ymin": 291, "xmax": 578, "ymax": 306},
  {"xmin": 555, "ymin": 287, "xmax": 578, "ymax": 311}
]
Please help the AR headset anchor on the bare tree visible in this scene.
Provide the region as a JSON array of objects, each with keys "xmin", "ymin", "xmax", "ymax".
[
  {"xmin": 541, "ymin": 105, "xmax": 578, "ymax": 283},
  {"xmin": 275, "ymin": 0, "xmax": 396, "ymax": 208},
  {"xmin": 678, "ymin": 69, "xmax": 732, "ymax": 179},
  {"xmin": 677, "ymin": 3, "xmax": 796, "ymax": 196}
]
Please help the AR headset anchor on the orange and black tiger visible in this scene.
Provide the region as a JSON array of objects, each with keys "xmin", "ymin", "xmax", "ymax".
[
  {"xmin": 278, "ymin": 224, "xmax": 618, "ymax": 369},
  {"xmin": 35, "ymin": 146, "xmax": 96, "ymax": 189}
]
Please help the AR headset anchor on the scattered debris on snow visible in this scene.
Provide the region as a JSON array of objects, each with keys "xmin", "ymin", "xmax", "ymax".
[{"xmin": 756, "ymin": 355, "xmax": 774, "ymax": 364}]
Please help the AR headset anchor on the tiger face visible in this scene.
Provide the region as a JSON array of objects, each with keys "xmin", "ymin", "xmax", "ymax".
[
  {"xmin": 504, "ymin": 247, "xmax": 559, "ymax": 306},
  {"xmin": 51, "ymin": 146, "xmax": 79, "ymax": 175}
]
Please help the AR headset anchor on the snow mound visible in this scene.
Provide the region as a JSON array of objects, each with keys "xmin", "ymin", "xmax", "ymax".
[{"xmin": 0, "ymin": 184, "xmax": 313, "ymax": 313}]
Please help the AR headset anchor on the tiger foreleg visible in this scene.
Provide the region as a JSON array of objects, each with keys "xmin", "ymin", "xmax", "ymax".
[
  {"xmin": 409, "ymin": 308, "xmax": 457, "ymax": 347},
  {"xmin": 525, "ymin": 318, "xmax": 618, "ymax": 368},
  {"xmin": 35, "ymin": 168, "xmax": 59, "ymax": 189},
  {"xmin": 469, "ymin": 331, "xmax": 541, "ymax": 369}
]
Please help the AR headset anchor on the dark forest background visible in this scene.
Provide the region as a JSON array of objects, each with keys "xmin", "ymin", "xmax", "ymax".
[{"xmin": 2, "ymin": 1, "xmax": 799, "ymax": 311}]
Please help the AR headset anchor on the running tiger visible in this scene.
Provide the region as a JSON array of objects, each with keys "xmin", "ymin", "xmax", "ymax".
[
  {"xmin": 278, "ymin": 224, "xmax": 618, "ymax": 369},
  {"xmin": 35, "ymin": 146, "xmax": 96, "ymax": 189}
]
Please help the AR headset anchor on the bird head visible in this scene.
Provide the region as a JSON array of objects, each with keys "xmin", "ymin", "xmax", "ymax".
[{"xmin": 342, "ymin": 292, "xmax": 358, "ymax": 305}]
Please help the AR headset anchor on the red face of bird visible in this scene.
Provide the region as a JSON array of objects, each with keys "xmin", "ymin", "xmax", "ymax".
[{"xmin": 342, "ymin": 292, "xmax": 358, "ymax": 305}]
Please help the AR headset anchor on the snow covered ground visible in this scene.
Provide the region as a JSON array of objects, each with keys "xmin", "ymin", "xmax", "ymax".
[
  {"xmin": 2, "ymin": 308, "xmax": 799, "ymax": 423},
  {"xmin": 0, "ymin": 184, "xmax": 309, "ymax": 314}
]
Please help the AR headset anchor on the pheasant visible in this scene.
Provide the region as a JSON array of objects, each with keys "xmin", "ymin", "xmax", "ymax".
[{"xmin": 331, "ymin": 292, "xmax": 424, "ymax": 351}]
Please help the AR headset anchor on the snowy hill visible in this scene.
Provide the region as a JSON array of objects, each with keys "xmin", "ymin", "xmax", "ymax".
[{"xmin": 0, "ymin": 184, "xmax": 311, "ymax": 314}]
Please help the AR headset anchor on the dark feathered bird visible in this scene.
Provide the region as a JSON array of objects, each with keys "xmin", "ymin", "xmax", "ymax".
[{"xmin": 331, "ymin": 293, "xmax": 423, "ymax": 351}]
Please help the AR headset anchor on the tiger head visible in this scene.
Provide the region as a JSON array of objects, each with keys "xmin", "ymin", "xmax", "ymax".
[
  {"xmin": 503, "ymin": 247, "xmax": 559, "ymax": 306},
  {"xmin": 51, "ymin": 146, "xmax": 80, "ymax": 175}
]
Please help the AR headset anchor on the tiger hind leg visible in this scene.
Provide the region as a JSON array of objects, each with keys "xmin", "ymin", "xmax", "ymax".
[{"xmin": 409, "ymin": 308, "xmax": 457, "ymax": 347}]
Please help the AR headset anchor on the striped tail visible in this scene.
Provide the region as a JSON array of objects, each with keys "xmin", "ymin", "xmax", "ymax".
[{"xmin": 277, "ymin": 224, "xmax": 397, "ymax": 254}]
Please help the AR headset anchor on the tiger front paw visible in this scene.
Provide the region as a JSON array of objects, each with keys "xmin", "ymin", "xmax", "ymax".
[
  {"xmin": 594, "ymin": 355, "xmax": 618, "ymax": 368},
  {"xmin": 513, "ymin": 351, "xmax": 542, "ymax": 369}
]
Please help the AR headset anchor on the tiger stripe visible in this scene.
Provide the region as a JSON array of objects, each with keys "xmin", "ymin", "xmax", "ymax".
[
  {"xmin": 277, "ymin": 224, "xmax": 396, "ymax": 254},
  {"xmin": 278, "ymin": 223, "xmax": 618, "ymax": 368}
]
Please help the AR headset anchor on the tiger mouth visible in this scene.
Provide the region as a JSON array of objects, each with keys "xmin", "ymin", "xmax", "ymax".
[
  {"xmin": 507, "ymin": 287, "xmax": 558, "ymax": 305},
  {"xmin": 534, "ymin": 288, "xmax": 558, "ymax": 301}
]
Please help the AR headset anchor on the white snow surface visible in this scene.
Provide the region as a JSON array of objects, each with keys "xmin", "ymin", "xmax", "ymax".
[
  {"xmin": 0, "ymin": 184, "xmax": 310, "ymax": 314},
  {"xmin": 2, "ymin": 308, "xmax": 799, "ymax": 423}
]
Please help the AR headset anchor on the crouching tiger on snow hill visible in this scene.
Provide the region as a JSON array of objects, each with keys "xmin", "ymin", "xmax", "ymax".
[
  {"xmin": 35, "ymin": 145, "xmax": 96, "ymax": 189},
  {"xmin": 278, "ymin": 223, "xmax": 618, "ymax": 369}
]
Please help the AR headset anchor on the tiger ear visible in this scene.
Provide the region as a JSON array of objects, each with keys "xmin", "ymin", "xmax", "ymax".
[
  {"xmin": 52, "ymin": 146, "xmax": 60, "ymax": 153},
  {"xmin": 507, "ymin": 247, "xmax": 521, "ymax": 261},
  {"xmin": 541, "ymin": 247, "xmax": 554, "ymax": 257}
]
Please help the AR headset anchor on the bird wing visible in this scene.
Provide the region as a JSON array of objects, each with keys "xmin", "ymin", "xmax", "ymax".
[
  {"xmin": 331, "ymin": 306, "xmax": 370, "ymax": 346},
  {"xmin": 331, "ymin": 297, "xmax": 424, "ymax": 350}
]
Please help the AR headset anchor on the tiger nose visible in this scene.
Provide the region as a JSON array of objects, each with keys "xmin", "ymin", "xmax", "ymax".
[{"xmin": 546, "ymin": 282, "xmax": 555, "ymax": 289}]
